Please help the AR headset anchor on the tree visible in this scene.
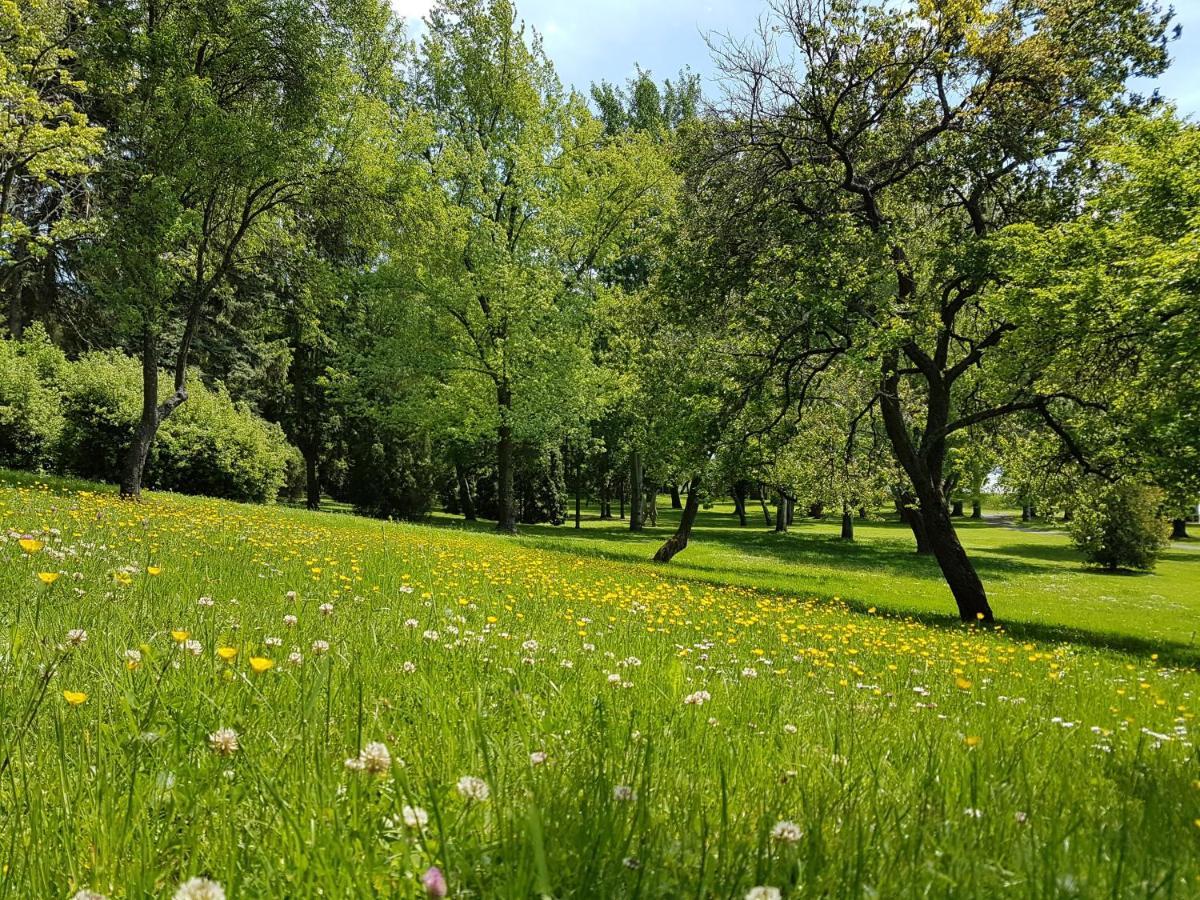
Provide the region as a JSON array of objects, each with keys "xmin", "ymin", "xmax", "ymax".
[
  {"xmin": 697, "ymin": 0, "xmax": 1171, "ymax": 621},
  {"xmin": 408, "ymin": 0, "xmax": 672, "ymax": 533},
  {"xmin": 79, "ymin": 0, "xmax": 389, "ymax": 498},
  {"xmin": 1069, "ymin": 481, "xmax": 1170, "ymax": 570},
  {"xmin": 0, "ymin": 0, "xmax": 103, "ymax": 335}
]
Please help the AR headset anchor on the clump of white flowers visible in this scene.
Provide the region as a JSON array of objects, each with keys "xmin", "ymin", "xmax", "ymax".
[{"xmin": 456, "ymin": 775, "xmax": 490, "ymax": 801}]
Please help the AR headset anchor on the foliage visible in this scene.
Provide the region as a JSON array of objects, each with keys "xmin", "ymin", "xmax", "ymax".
[
  {"xmin": 0, "ymin": 323, "xmax": 67, "ymax": 468},
  {"xmin": 1068, "ymin": 480, "xmax": 1171, "ymax": 571},
  {"xmin": 58, "ymin": 351, "xmax": 293, "ymax": 502}
]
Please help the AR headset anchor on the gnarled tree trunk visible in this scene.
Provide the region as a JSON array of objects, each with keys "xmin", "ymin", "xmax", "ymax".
[
  {"xmin": 654, "ymin": 478, "xmax": 702, "ymax": 562},
  {"xmin": 841, "ymin": 502, "xmax": 854, "ymax": 541},
  {"xmin": 455, "ymin": 462, "xmax": 476, "ymax": 521}
]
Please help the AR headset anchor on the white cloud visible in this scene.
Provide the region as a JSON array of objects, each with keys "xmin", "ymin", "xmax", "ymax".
[{"xmin": 389, "ymin": 0, "xmax": 435, "ymax": 20}]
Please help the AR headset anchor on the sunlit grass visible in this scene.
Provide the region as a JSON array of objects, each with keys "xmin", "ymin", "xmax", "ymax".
[{"xmin": 1, "ymin": 476, "xmax": 1197, "ymax": 897}]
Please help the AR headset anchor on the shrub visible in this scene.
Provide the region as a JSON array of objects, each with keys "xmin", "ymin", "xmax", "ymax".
[
  {"xmin": 1068, "ymin": 481, "xmax": 1170, "ymax": 571},
  {"xmin": 0, "ymin": 325, "xmax": 67, "ymax": 470},
  {"xmin": 58, "ymin": 350, "xmax": 294, "ymax": 503}
]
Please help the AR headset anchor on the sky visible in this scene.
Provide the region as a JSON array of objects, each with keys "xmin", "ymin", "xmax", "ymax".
[{"xmin": 391, "ymin": 0, "xmax": 1200, "ymax": 118}]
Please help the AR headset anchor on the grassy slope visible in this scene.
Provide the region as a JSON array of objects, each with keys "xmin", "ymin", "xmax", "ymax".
[
  {"xmin": 0, "ymin": 472, "xmax": 1198, "ymax": 897},
  {"xmin": 428, "ymin": 499, "xmax": 1200, "ymax": 662}
]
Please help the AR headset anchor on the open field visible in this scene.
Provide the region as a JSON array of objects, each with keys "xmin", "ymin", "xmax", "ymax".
[
  {"xmin": 0, "ymin": 474, "xmax": 1198, "ymax": 897},
  {"xmin": 428, "ymin": 500, "xmax": 1200, "ymax": 663}
]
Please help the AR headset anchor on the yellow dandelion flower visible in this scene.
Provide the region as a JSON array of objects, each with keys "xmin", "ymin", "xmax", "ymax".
[
  {"xmin": 37, "ymin": 572, "xmax": 60, "ymax": 585},
  {"xmin": 62, "ymin": 690, "xmax": 88, "ymax": 706},
  {"xmin": 18, "ymin": 538, "xmax": 43, "ymax": 554},
  {"xmin": 146, "ymin": 565, "xmax": 162, "ymax": 576},
  {"xmin": 964, "ymin": 735, "xmax": 981, "ymax": 748},
  {"xmin": 249, "ymin": 657, "xmax": 274, "ymax": 674},
  {"xmin": 955, "ymin": 677, "xmax": 973, "ymax": 691},
  {"xmin": 217, "ymin": 646, "xmax": 238, "ymax": 662},
  {"xmin": 171, "ymin": 629, "xmax": 190, "ymax": 643}
]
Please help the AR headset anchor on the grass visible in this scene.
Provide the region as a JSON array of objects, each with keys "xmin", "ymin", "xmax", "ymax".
[
  {"xmin": 0, "ymin": 473, "xmax": 1197, "ymax": 898},
  {"xmin": 425, "ymin": 499, "xmax": 1200, "ymax": 663}
]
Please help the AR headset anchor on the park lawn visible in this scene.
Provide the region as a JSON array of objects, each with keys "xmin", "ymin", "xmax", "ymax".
[
  {"xmin": 0, "ymin": 473, "xmax": 1198, "ymax": 898},
  {"xmin": 427, "ymin": 499, "xmax": 1200, "ymax": 662}
]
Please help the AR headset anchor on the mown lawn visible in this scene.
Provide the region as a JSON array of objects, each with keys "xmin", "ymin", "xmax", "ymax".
[
  {"xmin": 428, "ymin": 499, "xmax": 1200, "ymax": 663},
  {"xmin": 1, "ymin": 474, "xmax": 1197, "ymax": 898}
]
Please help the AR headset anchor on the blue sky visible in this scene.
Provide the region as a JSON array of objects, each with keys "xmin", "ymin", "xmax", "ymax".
[{"xmin": 392, "ymin": 0, "xmax": 1200, "ymax": 117}]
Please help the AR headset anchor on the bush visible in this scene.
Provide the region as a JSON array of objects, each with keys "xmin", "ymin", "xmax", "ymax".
[
  {"xmin": 0, "ymin": 325, "xmax": 67, "ymax": 470},
  {"xmin": 1068, "ymin": 481, "xmax": 1170, "ymax": 571},
  {"xmin": 58, "ymin": 350, "xmax": 294, "ymax": 503}
]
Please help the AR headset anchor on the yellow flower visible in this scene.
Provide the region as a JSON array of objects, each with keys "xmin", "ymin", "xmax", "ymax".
[
  {"xmin": 171, "ymin": 629, "xmax": 190, "ymax": 643},
  {"xmin": 37, "ymin": 572, "xmax": 59, "ymax": 585},
  {"xmin": 146, "ymin": 565, "xmax": 162, "ymax": 576},
  {"xmin": 964, "ymin": 735, "xmax": 981, "ymax": 748},
  {"xmin": 18, "ymin": 538, "xmax": 43, "ymax": 554},
  {"xmin": 62, "ymin": 690, "xmax": 87, "ymax": 706},
  {"xmin": 955, "ymin": 677, "xmax": 973, "ymax": 691},
  {"xmin": 216, "ymin": 646, "xmax": 238, "ymax": 662},
  {"xmin": 249, "ymin": 657, "xmax": 274, "ymax": 674}
]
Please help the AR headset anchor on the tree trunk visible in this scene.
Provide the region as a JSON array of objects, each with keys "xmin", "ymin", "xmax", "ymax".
[
  {"xmin": 304, "ymin": 447, "xmax": 321, "ymax": 510},
  {"xmin": 841, "ymin": 503, "xmax": 854, "ymax": 541},
  {"xmin": 619, "ymin": 481, "xmax": 625, "ymax": 520},
  {"xmin": 1061, "ymin": 507, "xmax": 1073, "ymax": 523},
  {"xmin": 920, "ymin": 501, "xmax": 994, "ymax": 623},
  {"xmin": 629, "ymin": 451, "xmax": 643, "ymax": 532},
  {"xmin": 120, "ymin": 327, "xmax": 180, "ymax": 499},
  {"xmin": 574, "ymin": 476, "xmax": 581, "ymax": 530},
  {"xmin": 951, "ymin": 499, "xmax": 964, "ymax": 517},
  {"xmin": 456, "ymin": 462, "xmax": 476, "ymax": 521},
  {"xmin": 653, "ymin": 477, "xmax": 702, "ymax": 562},
  {"xmin": 807, "ymin": 501, "xmax": 823, "ymax": 519},
  {"xmin": 1021, "ymin": 505, "xmax": 1031, "ymax": 522},
  {"xmin": 732, "ymin": 481, "xmax": 748, "ymax": 526},
  {"xmin": 645, "ymin": 488, "xmax": 658, "ymax": 526},
  {"xmin": 774, "ymin": 493, "xmax": 788, "ymax": 533},
  {"xmin": 786, "ymin": 497, "xmax": 795, "ymax": 525},
  {"xmin": 858, "ymin": 506, "xmax": 867, "ymax": 519},
  {"xmin": 670, "ymin": 484, "xmax": 682, "ymax": 509},
  {"xmin": 1172, "ymin": 518, "xmax": 1188, "ymax": 540},
  {"xmin": 971, "ymin": 499, "xmax": 982, "ymax": 519},
  {"xmin": 758, "ymin": 485, "xmax": 772, "ymax": 526},
  {"xmin": 495, "ymin": 383, "xmax": 516, "ymax": 534}
]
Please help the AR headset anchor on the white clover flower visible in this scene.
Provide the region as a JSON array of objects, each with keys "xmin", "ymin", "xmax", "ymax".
[
  {"xmin": 530, "ymin": 751, "xmax": 548, "ymax": 766},
  {"xmin": 288, "ymin": 651, "xmax": 303, "ymax": 666},
  {"xmin": 283, "ymin": 614, "xmax": 298, "ymax": 627},
  {"xmin": 319, "ymin": 603, "xmax": 334, "ymax": 616},
  {"xmin": 963, "ymin": 807, "xmax": 984, "ymax": 819},
  {"xmin": 456, "ymin": 775, "xmax": 490, "ymax": 801},
  {"xmin": 71, "ymin": 891, "xmax": 108, "ymax": 900},
  {"xmin": 197, "ymin": 596, "xmax": 214, "ymax": 608},
  {"xmin": 613, "ymin": 784, "xmax": 636, "ymax": 802},
  {"xmin": 286, "ymin": 590, "xmax": 297, "ymax": 601},
  {"xmin": 683, "ymin": 690, "xmax": 711, "ymax": 705},
  {"xmin": 423, "ymin": 630, "xmax": 440, "ymax": 641},
  {"xmin": 746, "ymin": 888, "xmax": 782, "ymax": 900},
  {"xmin": 783, "ymin": 723, "xmax": 798, "ymax": 734},
  {"xmin": 770, "ymin": 820, "xmax": 803, "ymax": 843},
  {"xmin": 402, "ymin": 804, "xmax": 429, "ymax": 828},
  {"xmin": 264, "ymin": 636, "xmax": 283, "ymax": 648},
  {"xmin": 344, "ymin": 756, "xmax": 366, "ymax": 772},
  {"xmin": 184, "ymin": 640, "xmax": 203, "ymax": 656},
  {"xmin": 607, "ymin": 673, "xmax": 621, "ymax": 685},
  {"xmin": 402, "ymin": 661, "xmax": 417, "ymax": 673},
  {"xmin": 359, "ymin": 742, "xmax": 392, "ymax": 775},
  {"xmin": 405, "ymin": 618, "xmax": 420, "ymax": 628},
  {"xmin": 742, "ymin": 667, "xmax": 758, "ymax": 679},
  {"xmin": 66, "ymin": 628, "xmax": 87, "ymax": 647},
  {"xmin": 208, "ymin": 728, "xmax": 239, "ymax": 756},
  {"xmin": 311, "ymin": 640, "xmax": 329, "ymax": 655},
  {"xmin": 173, "ymin": 882, "xmax": 225, "ymax": 900},
  {"xmin": 522, "ymin": 639, "xmax": 539, "ymax": 652},
  {"xmin": 398, "ymin": 584, "xmax": 414, "ymax": 594}
]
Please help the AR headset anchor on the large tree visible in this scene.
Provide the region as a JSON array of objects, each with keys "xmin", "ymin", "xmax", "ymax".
[{"xmin": 693, "ymin": 0, "xmax": 1171, "ymax": 621}]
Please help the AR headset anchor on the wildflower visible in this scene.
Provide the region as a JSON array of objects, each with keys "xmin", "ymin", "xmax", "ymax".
[
  {"xmin": 311, "ymin": 639, "xmax": 330, "ymax": 655},
  {"xmin": 612, "ymin": 785, "xmax": 636, "ymax": 802},
  {"xmin": 184, "ymin": 640, "xmax": 203, "ymax": 656},
  {"xmin": 746, "ymin": 889, "xmax": 782, "ymax": 900},
  {"xmin": 265, "ymin": 636, "xmax": 282, "ymax": 648},
  {"xmin": 964, "ymin": 735, "xmax": 981, "ymax": 748},
  {"xmin": 216, "ymin": 647, "xmax": 238, "ymax": 662},
  {"xmin": 607, "ymin": 673, "xmax": 621, "ymax": 685},
  {"xmin": 955, "ymin": 677, "xmax": 973, "ymax": 691},
  {"xmin": 623, "ymin": 857, "xmax": 640, "ymax": 870},
  {"xmin": 423, "ymin": 630, "xmax": 440, "ymax": 641},
  {"xmin": 403, "ymin": 661, "xmax": 416, "ymax": 673},
  {"xmin": 530, "ymin": 750, "xmax": 548, "ymax": 766},
  {"xmin": 146, "ymin": 566, "xmax": 161, "ymax": 576},
  {"xmin": 286, "ymin": 590, "xmax": 297, "ymax": 601},
  {"xmin": 62, "ymin": 690, "xmax": 88, "ymax": 706},
  {"xmin": 319, "ymin": 603, "xmax": 334, "ymax": 616},
  {"xmin": 173, "ymin": 877, "xmax": 225, "ymax": 900},
  {"xmin": 402, "ymin": 804, "xmax": 429, "ymax": 828},
  {"xmin": 248, "ymin": 657, "xmax": 274, "ymax": 674},
  {"xmin": 742, "ymin": 667, "xmax": 758, "ymax": 678},
  {"xmin": 71, "ymin": 891, "xmax": 108, "ymax": 900},
  {"xmin": 288, "ymin": 651, "xmax": 303, "ymax": 666},
  {"xmin": 683, "ymin": 690, "xmax": 711, "ymax": 705},
  {"xmin": 197, "ymin": 596, "xmax": 214, "ymax": 608},
  {"xmin": 344, "ymin": 756, "xmax": 365, "ymax": 772},
  {"xmin": 283, "ymin": 614, "xmax": 297, "ymax": 627},
  {"xmin": 208, "ymin": 728, "xmax": 239, "ymax": 756},
  {"xmin": 963, "ymin": 807, "xmax": 983, "ymax": 819},
  {"xmin": 66, "ymin": 628, "xmax": 88, "ymax": 647},
  {"xmin": 456, "ymin": 775, "xmax": 490, "ymax": 801},
  {"xmin": 123, "ymin": 648, "xmax": 142, "ymax": 670},
  {"xmin": 422, "ymin": 866, "xmax": 448, "ymax": 899},
  {"xmin": 405, "ymin": 618, "xmax": 419, "ymax": 628},
  {"xmin": 1015, "ymin": 811, "xmax": 1029, "ymax": 824},
  {"xmin": 360, "ymin": 742, "xmax": 392, "ymax": 775},
  {"xmin": 770, "ymin": 820, "xmax": 803, "ymax": 843},
  {"xmin": 18, "ymin": 537, "xmax": 44, "ymax": 554},
  {"xmin": 37, "ymin": 572, "xmax": 60, "ymax": 585},
  {"xmin": 171, "ymin": 629, "xmax": 190, "ymax": 643}
]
